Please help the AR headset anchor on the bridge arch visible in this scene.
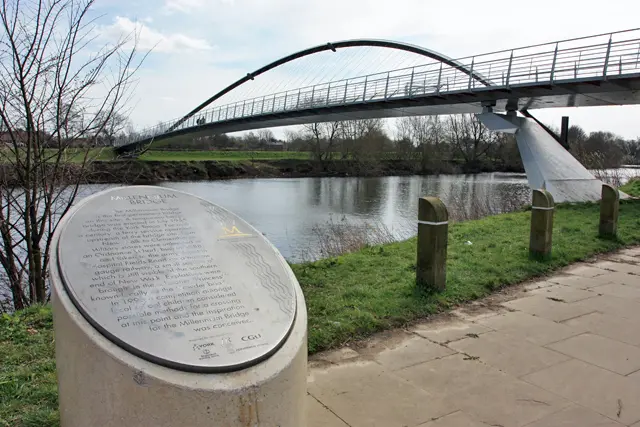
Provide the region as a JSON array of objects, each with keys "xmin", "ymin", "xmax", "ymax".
[{"xmin": 168, "ymin": 39, "xmax": 491, "ymax": 132}]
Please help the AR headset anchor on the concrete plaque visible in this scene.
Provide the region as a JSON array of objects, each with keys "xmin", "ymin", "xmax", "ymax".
[{"xmin": 56, "ymin": 186, "xmax": 297, "ymax": 373}]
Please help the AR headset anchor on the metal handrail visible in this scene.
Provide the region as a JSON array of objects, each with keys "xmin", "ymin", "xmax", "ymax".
[{"xmin": 117, "ymin": 29, "xmax": 640, "ymax": 147}]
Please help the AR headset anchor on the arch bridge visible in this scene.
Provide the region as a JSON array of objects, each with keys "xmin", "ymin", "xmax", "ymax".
[{"xmin": 116, "ymin": 29, "xmax": 640, "ymax": 202}]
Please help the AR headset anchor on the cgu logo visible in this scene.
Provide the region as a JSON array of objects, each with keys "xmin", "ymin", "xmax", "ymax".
[{"xmin": 242, "ymin": 334, "xmax": 262, "ymax": 342}]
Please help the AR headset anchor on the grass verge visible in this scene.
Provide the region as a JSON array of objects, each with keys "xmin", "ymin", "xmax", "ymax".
[
  {"xmin": 2, "ymin": 200, "xmax": 640, "ymax": 426},
  {"xmin": 138, "ymin": 150, "xmax": 311, "ymax": 161},
  {"xmin": 621, "ymin": 177, "xmax": 640, "ymax": 197}
]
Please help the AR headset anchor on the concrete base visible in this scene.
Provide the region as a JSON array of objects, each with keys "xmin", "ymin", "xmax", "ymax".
[
  {"xmin": 476, "ymin": 112, "xmax": 625, "ymax": 203},
  {"xmin": 51, "ymin": 251, "xmax": 308, "ymax": 427}
]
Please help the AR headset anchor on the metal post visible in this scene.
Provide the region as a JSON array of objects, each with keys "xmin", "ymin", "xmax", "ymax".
[
  {"xmin": 233, "ymin": 103, "xmax": 238, "ymax": 118},
  {"xmin": 260, "ymin": 96, "xmax": 266, "ymax": 114},
  {"xmin": 296, "ymin": 89, "xmax": 301, "ymax": 109},
  {"xmin": 384, "ymin": 72, "xmax": 390, "ymax": 99},
  {"xmin": 505, "ymin": 50, "xmax": 514, "ymax": 87},
  {"xmin": 536, "ymin": 66, "xmax": 539, "ymax": 82},
  {"xmin": 550, "ymin": 43, "xmax": 558, "ymax": 83},
  {"xmin": 619, "ymin": 56, "xmax": 623, "ymax": 75},
  {"xmin": 560, "ymin": 116, "xmax": 570, "ymax": 149},
  {"xmin": 250, "ymin": 100, "xmax": 255, "ymax": 116},
  {"xmin": 343, "ymin": 81, "xmax": 348, "ymax": 103},
  {"xmin": 326, "ymin": 83, "xmax": 331, "ymax": 105},
  {"xmin": 468, "ymin": 57, "xmax": 475, "ymax": 90},
  {"xmin": 283, "ymin": 92, "xmax": 288, "ymax": 111},
  {"xmin": 271, "ymin": 94, "xmax": 276, "ymax": 112},
  {"xmin": 576, "ymin": 52, "xmax": 582, "ymax": 78},
  {"xmin": 310, "ymin": 86, "xmax": 316, "ymax": 106},
  {"xmin": 603, "ymin": 34, "xmax": 613, "ymax": 77},
  {"xmin": 436, "ymin": 63, "xmax": 442, "ymax": 94},
  {"xmin": 362, "ymin": 76, "xmax": 368, "ymax": 101},
  {"xmin": 241, "ymin": 101, "xmax": 246, "ymax": 117},
  {"xmin": 408, "ymin": 67, "xmax": 415, "ymax": 98}
]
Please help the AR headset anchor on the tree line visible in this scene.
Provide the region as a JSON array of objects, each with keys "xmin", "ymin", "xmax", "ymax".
[{"xmin": 160, "ymin": 115, "xmax": 640, "ymax": 172}]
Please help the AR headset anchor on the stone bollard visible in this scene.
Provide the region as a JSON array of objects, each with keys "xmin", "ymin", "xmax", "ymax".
[
  {"xmin": 599, "ymin": 184, "xmax": 620, "ymax": 238},
  {"xmin": 50, "ymin": 186, "xmax": 307, "ymax": 427},
  {"xmin": 416, "ymin": 197, "xmax": 448, "ymax": 291},
  {"xmin": 529, "ymin": 189, "xmax": 555, "ymax": 260}
]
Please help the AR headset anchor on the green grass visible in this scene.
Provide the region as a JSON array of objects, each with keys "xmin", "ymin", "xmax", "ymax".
[
  {"xmin": 0, "ymin": 148, "xmax": 115, "ymax": 164},
  {"xmin": 294, "ymin": 200, "xmax": 640, "ymax": 352},
  {"xmin": 0, "ymin": 306, "xmax": 58, "ymax": 427},
  {"xmin": 621, "ymin": 177, "xmax": 640, "ymax": 197},
  {"xmin": 137, "ymin": 150, "xmax": 312, "ymax": 161},
  {"xmin": 2, "ymin": 200, "xmax": 640, "ymax": 426}
]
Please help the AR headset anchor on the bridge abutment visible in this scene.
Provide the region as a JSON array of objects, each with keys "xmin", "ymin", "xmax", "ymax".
[{"xmin": 477, "ymin": 112, "xmax": 622, "ymax": 203}]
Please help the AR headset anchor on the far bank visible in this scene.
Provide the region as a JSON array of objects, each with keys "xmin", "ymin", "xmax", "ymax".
[{"xmin": 1, "ymin": 158, "xmax": 523, "ymax": 185}]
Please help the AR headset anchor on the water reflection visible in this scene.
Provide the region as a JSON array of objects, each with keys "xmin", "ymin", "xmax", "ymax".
[{"xmin": 160, "ymin": 173, "xmax": 532, "ymax": 261}]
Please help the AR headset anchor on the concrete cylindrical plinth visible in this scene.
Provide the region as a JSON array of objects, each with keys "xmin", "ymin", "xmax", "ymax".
[
  {"xmin": 50, "ymin": 187, "xmax": 308, "ymax": 427},
  {"xmin": 52, "ymin": 260, "xmax": 307, "ymax": 427}
]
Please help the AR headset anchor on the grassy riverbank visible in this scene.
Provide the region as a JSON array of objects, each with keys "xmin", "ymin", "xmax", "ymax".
[
  {"xmin": 138, "ymin": 150, "xmax": 312, "ymax": 161},
  {"xmin": 2, "ymin": 199, "xmax": 640, "ymax": 426},
  {"xmin": 621, "ymin": 177, "xmax": 640, "ymax": 196}
]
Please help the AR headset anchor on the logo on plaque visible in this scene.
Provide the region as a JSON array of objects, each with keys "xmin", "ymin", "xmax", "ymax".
[{"xmin": 219, "ymin": 223, "xmax": 251, "ymax": 239}]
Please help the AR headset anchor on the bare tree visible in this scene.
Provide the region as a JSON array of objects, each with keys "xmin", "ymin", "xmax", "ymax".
[
  {"xmin": 97, "ymin": 111, "xmax": 132, "ymax": 147},
  {"xmin": 447, "ymin": 114, "xmax": 495, "ymax": 167},
  {"xmin": 0, "ymin": 0, "xmax": 143, "ymax": 310},
  {"xmin": 339, "ymin": 119, "xmax": 384, "ymax": 160},
  {"xmin": 304, "ymin": 122, "xmax": 342, "ymax": 162}
]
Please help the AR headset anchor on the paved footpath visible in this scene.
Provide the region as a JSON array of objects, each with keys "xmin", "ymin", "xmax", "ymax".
[{"xmin": 307, "ymin": 247, "xmax": 640, "ymax": 427}]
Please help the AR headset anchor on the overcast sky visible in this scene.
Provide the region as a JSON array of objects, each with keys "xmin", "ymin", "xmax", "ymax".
[{"xmin": 95, "ymin": 0, "xmax": 640, "ymax": 139}]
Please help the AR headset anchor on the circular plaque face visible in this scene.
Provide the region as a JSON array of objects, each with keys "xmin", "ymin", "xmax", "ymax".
[{"xmin": 56, "ymin": 186, "xmax": 297, "ymax": 373}]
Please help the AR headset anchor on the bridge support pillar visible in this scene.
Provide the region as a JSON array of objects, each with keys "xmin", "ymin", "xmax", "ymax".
[{"xmin": 476, "ymin": 112, "xmax": 624, "ymax": 203}]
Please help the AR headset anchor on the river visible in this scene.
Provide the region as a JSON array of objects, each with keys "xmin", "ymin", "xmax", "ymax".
[{"xmin": 79, "ymin": 173, "xmax": 532, "ymax": 261}]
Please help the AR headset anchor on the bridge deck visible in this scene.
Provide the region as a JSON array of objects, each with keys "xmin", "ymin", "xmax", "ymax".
[{"xmin": 116, "ymin": 29, "xmax": 640, "ymax": 154}]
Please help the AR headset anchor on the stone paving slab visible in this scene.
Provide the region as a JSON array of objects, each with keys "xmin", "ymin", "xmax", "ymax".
[
  {"xmin": 371, "ymin": 335, "xmax": 455, "ymax": 371},
  {"xmin": 501, "ymin": 294, "xmax": 596, "ymax": 321},
  {"xmin": 525, "ymin": 283, "xmax": 597, "ymax": 302},
  {"xmin": 522, "ymin": 359, "xmax": 640, "ymax": 425},
  {"xmin": 449, "ymin": 330, "xmax": 569, "ymax": 377},
  {"xmin": 523, "ymin": 404, "xmax": 625, "ymax": 427},
  {"xmin": 547, "ymin": 333, "xmax": 640, "ymax": 375},
  {"xmin": 477, "ymin": 310, "xmax": 584, "ymax": 346},
  {"xmin": 564, "ymin": 264, "xmax": 610, "ymax": 277},
  {"xmin": 396, "ymin": 353, "xmax": 509, "ymax": 397},
  {"xmin": 595, "ymin": 261, "xmax": 640, "ymax": 275},
  {"xmin": 307, "ymin": 395, "xmax": 350, "ymax": 427},
  {"xmin": 308, "ymin": 361, "xmax": 456, "ymax": 427},
  {"xmin": 563, "ymin": 311, "xmax": 640, "ymax": 347},
  {"xmin": 547, "ymin": 273, "xmax": 616, "ymax": 289},
  {"xmin": 575, "ymin": 294, "xmax": 640, "ymax": 320},
  {"xmin": 593, "ymin": 282, "xmax": 640, "ymax": 299},
  {"xmin": 444, "ymin": 374, "xmax": 572, "ymax": 427},
  {"xmin": 417, "ymin": 411, "xmax": 487, "ymax": 427},
  {"xmin": 308, "ymin": 247, "xmax": 640, "ymax": 427},
  {"xmin": 411, "ymin": 319, "xmax": 492, "ymax": 344}
]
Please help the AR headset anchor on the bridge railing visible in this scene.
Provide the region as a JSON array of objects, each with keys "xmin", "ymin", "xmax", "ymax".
[{"xmin": 118, "ymin": 29, "xmax": 640, "ymax": 147}]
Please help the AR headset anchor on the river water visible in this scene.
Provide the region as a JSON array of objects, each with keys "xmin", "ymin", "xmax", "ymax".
[{"xmin": 82, "ymin": 173, "xmax": 535, "ymax": 261}]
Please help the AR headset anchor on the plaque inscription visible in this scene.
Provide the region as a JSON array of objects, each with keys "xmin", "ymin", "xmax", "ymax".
[{"xmin": 56, "ymin": 186, "xmax": 297, "ymax": 372}]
